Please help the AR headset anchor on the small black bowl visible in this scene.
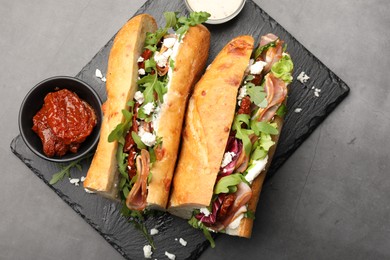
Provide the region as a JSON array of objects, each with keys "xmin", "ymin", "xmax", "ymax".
[{"xmin": 19, "ymin": 76, "xmax": 103, "ymax": 163}]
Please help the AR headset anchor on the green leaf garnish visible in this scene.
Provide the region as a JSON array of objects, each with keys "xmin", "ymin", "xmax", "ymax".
[
  {"xmin": 246, "ymin": 83, "xmax": 267, "ymax": 108},
  {"xmin": 232, "ymin": 114, "xmax": 254, "ymax": 156},
  {"xmin": 214, "ymin": 174, "xmax": 245, "ymax": 194},
  {"xmin": 276, "ymin": 103, "xmax": 287, "ymax": 117},
  {"xmin": 188, "ymin": 216, "xmax": 215, "ymax": 248},
  {"xmin": 49, "ymin": 153, "xmax": 93, "ymax": 185},
  {"xmin": 108, "ymin": 108, "xmax": 133, "ymax": 144},
  {"xmin": 251, "ymin": 121, "xmax": 279, "ymax": 135},
  {"xmin": 271, "ymin": 53, "xmax": 294, "ymax": 83},
  {"xmin": 253, "ymin": 39, "xmax": 278, "ymax": 60},
  {"xmin": 244, "ymin": 210, "xmax": 256, "ymax": 219}
]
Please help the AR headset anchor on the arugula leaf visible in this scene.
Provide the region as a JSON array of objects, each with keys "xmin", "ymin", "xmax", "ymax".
[
  {"xmin": 214, "ymin": 174, "xmax": 245, "ymax": 194},
  {"xmin": 116, "ymin": 142, "xmax": 129, "ymax": 179},
  {"xmin": 173, "ymin": 11, "xmax": 210, "ymax": 39},
  {"xmin": 108, "ymin": 109, "xmax": 133, "ymax": 144},
  {"xmin": 232, "ymin": 114, "xmax": 254, "ymax": 156},
  {"xmin": 276, "ymin": 103, "xmax": 287, "ymax": 117},
  {"xmin": 250, "ymin": 146, "xmax": 267, "ymax": 161},
  {"xmin": 188, "ymin": 216, "xmax": 215, "ymax": 248},
  {"xmin": 164, "ymin": 12, "xmax": 178, "ymax": 28},
  {"xmin": 259, "ymin": 132, "xmax": 275, "ymax": 151},
  {"xmin": 254, "ymin": 39, "xmax": 278, "ymax": 60},
  {"xmin": 131, "ymin": 131, "xmax": 147, "ymax": 150},
  {"xmin": 244, "ymin": 210, "xmax": 256, "ymax": 219},
  {"xmin": 49, "ymin": 153, "xmax": 93, "ymax": 185},
  {"xmin": 271, "ymin": 53, "xmax": 294, "ymax": 83},
  {"xmin": 246, "ymin": 84, "xmax": 267, "ymax": 107},
  {"xmin": 251, "ymin": 121, "xmax": 279, "ymax": 135}
]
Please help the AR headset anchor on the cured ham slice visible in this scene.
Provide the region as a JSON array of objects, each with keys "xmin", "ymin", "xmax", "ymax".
[
  {"xmin": 126, "ymin": 149, "xmax": 150, "ymax": 210},
  {"xmin": 258, "ymin": 33, "xmax": 283, "ymax": 73}
]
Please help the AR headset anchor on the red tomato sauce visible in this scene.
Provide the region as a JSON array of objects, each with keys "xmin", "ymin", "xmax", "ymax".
[{"xmin": 32, "ymin": 89, "xmax": 97, "ymax": 157}]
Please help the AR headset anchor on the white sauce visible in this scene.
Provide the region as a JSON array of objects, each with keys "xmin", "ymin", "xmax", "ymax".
[
  {"xmin": 245, "ymin": 155, "xmax": 268, "ymax": 184},
  {"xmin": 187, "ymin": 0, "xmax": 244, "ymax": 20}
]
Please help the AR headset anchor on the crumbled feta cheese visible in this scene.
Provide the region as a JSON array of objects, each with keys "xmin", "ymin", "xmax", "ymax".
[
  {"xmin": 150, "ymin": 228, "xmax": 159, "ymax": 236},
  {"xmin": 245, "ymin": 156, "xmax": 268, "ymax": 184},
  {"xmin": 165, "ymin": 251, "xmax": 176, "ymax": 260},
  {"xmin": 221, "ymin": 151, "xmax": 236, "ymax": 168},
  {"xmin": 84, "ymin": 188, "xmax": 95, "ymax": 194},
  {"xmin": 80, "ymin": 176, "xmax": 86, "ymax": 182},
  {"xmin": 138, "ymin": 68, "xmax": 146, "ymax": 75},
  {"xmin": 313, "ymin": 87, "xmax": 321, "ymax": 98},
  {"xmin": 95, "ymin": 69, "xmax": 103, "ymax": 79},
  {"xmin": 69, "ymin": 178, "xmax": 80, "ymax": 186},
  {"xmin": 250, "ymin": 61, "xmax": 267, "ymax": 75},
  {"xmin": 199, "ymin": 207, "xmax": 211, "ymax": 217},
  {"xmin": 294, "ymin": 108, "xmax": 302, "ymax": 113},
  {"xmin": 297, "ymin": 71, "xmax": 310, "ymax": 83},
  {"xmin": 140, "ymin": 132, "xmax": 156, "ymax": 147},
  {"xmin": 179, "ymin": 238, "xmax": 187, "ymax": 246},
  {"xmin": 137, "ymin": 56, "xmax": 144, "ymax": 63},
  {"xmin": 237, "ymin": 86, "xmax": 247, "ymax": 101},
  {"xmin": 134, "ymin": 91, "xmax": 145, "ymax": 105},
  {"xmin": 101, "ymin": 76, "xmax": 106, "ymax": 82},
  {"xmin": 143, "ymin": 102, "xmax": 155, "ymax": 115},
  {"xmin": 174, "ymin": 238, "xmax": 178, "ymax": 241},
  {"xmin": 163, "ymin": 37, "xmax": 177, "ymax": 48},
  {"xmin": 143, "ymin": 245, "xmax": 153, "ymax": 259},
  {"xmin": 151, "ymin": 105, "xmax": 161, "ymax": 132},
  {"xmin": 154, "ymin": 52, "xmax": 169, "ymax": 67}
]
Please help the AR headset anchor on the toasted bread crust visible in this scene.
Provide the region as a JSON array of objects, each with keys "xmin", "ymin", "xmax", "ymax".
[
  {"xmin": 168, "ymin": 36, "xmax": 255, "ymax": 218},
  {"xmin": 83, "ymin": 14, "xmax": 157, "ymax": 198},
  {"xmin": 147, "ymin": 25, "xmax": 211, "ymax": 210}
]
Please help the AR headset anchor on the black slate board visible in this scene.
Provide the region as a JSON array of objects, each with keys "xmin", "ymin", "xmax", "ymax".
[{"xmin": 11, "ymin": 0, "xmax": 349, "ymax": 259}]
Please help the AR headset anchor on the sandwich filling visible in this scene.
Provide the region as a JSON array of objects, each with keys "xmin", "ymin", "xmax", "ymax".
[
  {"xmin": 107, "ymin": 12, "xmax": 210, "ymax": 212},
  {"xmin": 189, "ymin": 33, "xmax": 294, "ymax": 242}
]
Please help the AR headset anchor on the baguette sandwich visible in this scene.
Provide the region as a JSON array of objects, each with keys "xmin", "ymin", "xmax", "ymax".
[
  {"xmin": 168, "ymin": 33, "xmax": 293, "ymax": 239},
  {"xmin": 84, "ymin": 12, "xmax": 211, "ymax": 212}
]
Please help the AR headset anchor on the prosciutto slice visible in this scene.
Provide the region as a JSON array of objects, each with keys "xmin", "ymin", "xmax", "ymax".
[
  {"xmin": 126, "ymin": 149, "xmax": 150, "ymax": 210},
  {"xmin": 254, "ymin": 73, "xmax": 287, "ymax": 122},
  {"xmin": 258, "ymin": 33, "xmax": 283, "ymax": 73}
]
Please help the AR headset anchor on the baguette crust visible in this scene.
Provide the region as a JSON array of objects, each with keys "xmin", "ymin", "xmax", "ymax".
[
  {"xmin": 147, "ymin": 25, "xmax": 211, "ymax": 210},
  {"xmin": 83, "ymin": 14, "xmax": 157, "ymax": 198},
  {"xmin": 226, "ymin": 115, "xmax": 284, "ymax": 238},
  {"xmin": 168, "ymin": 36, "xmax": 255, "ymax": 218}
]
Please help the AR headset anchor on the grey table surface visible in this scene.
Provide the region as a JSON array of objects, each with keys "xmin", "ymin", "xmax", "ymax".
[{"xmin": 1, "ymin": 0, "xmax": 389, "ymax": 259}]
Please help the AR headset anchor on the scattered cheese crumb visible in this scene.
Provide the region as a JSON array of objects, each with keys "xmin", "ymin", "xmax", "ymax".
[
  {"xmin": 174, "ymin": 238, "xmax": 178, "ymax": 241},
  {"xmin": 69, "ymin": 178, "xmax": 80, "ymax": 186},
  {"xmin": 294, "ymin": 108, "xmax": 302, "ymax": 113},
  {"xmin": 143, "ymin": 245, "xmax": 153, "ymax": 259},
  {"xmin": 221, "ymin": 151, "xmax": 236, "ymax": 168},
  {"xmin": 313, "ymin": 87, "xmax": 321, "ymax": 98},
  {"xmin": 250, "ymin": 61, "xmax": 267, "ymax": 75},
  {"xmin": 84, "ymin": 188, "xmax": 95, "ymax": 194},
  {"xmin": 138, "ymin": 68, "xmax": 146, "ymax": 75},
  {"xmin": 101, "ymin": 77, "xmax": 106, "ymax": 82},
  {"xmin": 134, "ymin": 91, "xmax": 145, "ymax": 105},
  {"xmin": 179, "ymin": 238, "xmax": 187, "ymax": 246},
  {"xmin": 163, "ymin": 37, "xmax": 177, "ymax": 48},
  {"xmin": 165, "ymin": 251, "xmax": 176, "ymax": 260},
  {"xmin": 237, "ymin": 86, "xmax": 247, "ymax": 101},
  {"xmin": 138, "ymin": 56, "xmax": 145, "ymax": 63},
  {"xmin": 143, "ymin": 102, "xmax": 155, "ymax": 115},
  {"xmin": 140, "ymin": 132, "xmax": 156, "ymax": 147},
  {"xmin": 150, "ymin": 228, "xmax": 159, "ymax": 236},
  {"xmin": 80, "ymin": 176, "xmax": 86, "ymax": 182},
  {"xmin": 95, "ymin": 69, "xmax": 103, "ymax": 78},
  {"xmin": 297, "ymin": 71, "xmax": 310, "ymax": 83}
]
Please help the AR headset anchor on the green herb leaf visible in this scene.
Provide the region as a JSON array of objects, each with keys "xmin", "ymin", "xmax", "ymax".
[
  {"xmin": 108, "ymin": 109, "xmax": 133, "ymax": 144},
  {"xmin": 49, "ymin": 154, "xmax": 93, "ymax": 185},
  {"xmin": 246, "ymin": 84, "xmax": 267, "ymax": 107},
  {"xmin": 214, "ymin": 174, "xmax": 244, "ymax": 194},
  {"xmin": 254, "ymin": 39, "xmax": 278, "ymax": 60},
  {"xmin": 276, "ymin": 103, "xmax": 287, "ymax": 117},
  {"xmin": 244, "ymin": 210, "xmax": 256, "ymax": 219},
  {"xmin": 259, "ymin": 132, "xmax": 275, "ymax": 151},
  {"xmin": 164, "ymin": 12, "xmax": 177, "ymax": 28},
  {"xmin": 232, "ymin": 114, "xmax": 254, "ymax": 156},
  {"xmin": 131, "ymin": 131, "xmax": 147, "ymax": 150},
  {"xmin": 251, "ymin": 146, "xmax": 267, "ymax": 161},
  {"xmin": 252, "ymin": 121, "xmax": 279, "ymax": 135},
  {"xmin": 188, "ymin": 216, "xmax": 215, "ymax": 248}
]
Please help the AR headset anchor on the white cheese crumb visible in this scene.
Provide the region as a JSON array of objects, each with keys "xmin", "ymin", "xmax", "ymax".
[
  {"xmin": 174, "ymin": 238, "xmax": 178, "ymax": 241},
  {"xmin": 95, "ymin": 69, "xmax": 103, "ymax": 78},
  {"xmin": 313, "ymin": 87, "xmax": 321, "ymax": 98},
  {"xmin": 179, "ymin": 238, "xmax": 187, "ymax": 246},
  {"xmin": 150, "ymin": 228, "xmax": 159, "ymax": 236},
  {"xmin": 250, "ymin": 61, "xmax": 267, "ymax": 75},
  {"xmin": 101, "ymin": 76, "xmax": 106, "ymax": 82},
  {"xmin": 143, "ymin": 245, "xmax": 153, "ymax": 259},
  {"xmin": 237, "ymin": 86, "xmax": 247, "ymax": 101},
  {"xmin": 140, "ymin": 132, "xmax": 156, "ymax": 147},
  {"xmin": 134, "ymin": 91, "xmax": 145, "ymax": 105},
  {"xmin": 165, "ymin": 251, "xmax": 176, "ymax": 260},
  {"xmin": 69, "ymin": 178, "xmax": 80, "ymax": 186},
  {"xmin": 294, "ymin": 108, "xmax": 302, "ymax": 113},
  {"xmin": 297, "ymin": 71, "xmax": 310, "ymax": 83},
  {"xmin": 84, "ymin": 188, "xmax": 95, "ymax": 194},
  {"xmin": 199, "ymin": 207, "xmax": 211, "ymax": 217},
  {"xmin": 163, "ymin": 37, "xmax": 177, "ymax": 48},
  {"xmin": 80, "ymin": 176, "xmax": 86, "ymax": 182},
  {"xmin": 221, "ymin": 151, "xmax": 236, "ymax": 168},
  {"xmin": 138, "ymin": 68, "xmax": 146, "ymax": 75},
  {"xmin": 143, "ymin": 102, "xmax": 155, "ymax": 115},
  {"xmin": 137, "ymin": 56, "xmax": 144, "ymax": 63}
]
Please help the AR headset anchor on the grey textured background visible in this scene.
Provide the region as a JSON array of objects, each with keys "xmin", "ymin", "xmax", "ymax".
[{"xmin": 1, "ymin": 0, "xmax": 389, "ymax": 259}]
